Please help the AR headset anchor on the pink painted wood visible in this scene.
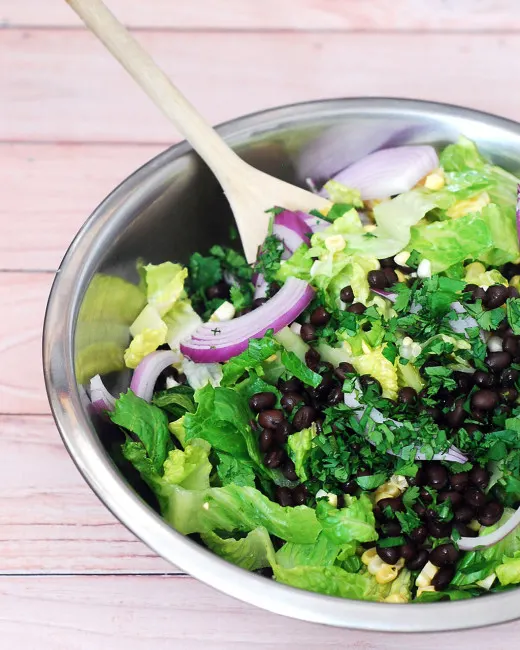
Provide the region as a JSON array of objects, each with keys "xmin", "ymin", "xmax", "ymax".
[
  {"xmin": 3, "ymin": 0, "xmax": 520, "ymax": 643},
  {"xmin": 1, "ymin": 575, "xmax": 519, "ymax": 648},
  {"xmin": 0, "ymin": 143, "xmax": 164, "ymax": 270},
  {"xmin": 3, "ymin": 30, "xmax": 520, "ymax": 144},
  {"xmin": 3, "ymin": 0, "xmax": 520, "ymax": 31}
]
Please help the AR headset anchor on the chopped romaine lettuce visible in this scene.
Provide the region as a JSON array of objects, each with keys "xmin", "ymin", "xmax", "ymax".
[{"xmin": 287, "ymin": 423, "xmax": 317, "ymax": 482}]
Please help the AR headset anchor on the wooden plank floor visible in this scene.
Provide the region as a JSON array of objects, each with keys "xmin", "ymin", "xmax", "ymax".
[{"xmin": 2, "ymin": 0, "xmax": 520, "ymax": 646}]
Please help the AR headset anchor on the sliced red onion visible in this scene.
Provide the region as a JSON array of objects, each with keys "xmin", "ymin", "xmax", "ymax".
[
  {"xmin": 300, "ymin": 212, "xmax": 330, "ymax": 233},
  {"xmin": 516, "ymin": 183, "xmax": 520, "ymax": 247},
  {"xmin": 272, "ymin": 210, "xmax": 312, "ymax": 259},
  {"xmin": 321, "ymin": 145, "xmax": 439, "ymax": 201},
  {"xmin": 89, "ymin": 374, "xmax": 116, "ymax": 414},
  {"xmin": 370, "ymin": 288, "xmax": 397, "ymax": 302},
  {"xmin": 343, "ymin": 390, "xmax": 468, "ymax": 463},
  {"xmin": 130, "ymin": 350, "xmax": 182, "ymax": 402},
  {"xmin": 458, "ymin": 508, "xmax": 520, "ymax": 551},
  {"xmin": 181, "ymin": 278, "xmax": 314, "ymax": 363},
  {"xmin": 448, "ymin": 301, "xmax": 482, "ymax": 338}
]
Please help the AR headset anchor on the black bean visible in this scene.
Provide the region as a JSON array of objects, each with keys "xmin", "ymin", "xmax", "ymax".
[
  {"xmin": 432, "ymin": 566, "xmax": 455, "ymax": 591},
  {"xmin": 275, "ymin": 486, "xmax": 293, "ymax": 507},
  {"xmin": 398, "ymin": 386, "xmax": 417, "ymax": 405},
  {"xmin": 413, "ymin": 502, "xmax": 427, "ymax": 519},
  {"xmin": 499, "ymin": 387, "xmax": 518, "ymax": 403},
  {"xmin": 425, "ymin": 406, "xmax": 443, "ymax": 423},
  {"xmin": 300, "ymin": 323, "xmax": 316, "ymax": 343},
  {"xmin": 454, "ymin": 371, "xmax": 474, "ymax": 394},
  {"xmin": 450, "ymin": 472, "xmax": 469, "ymax": 492},
  {"xmin": 471, "ymin": 389, "xmax": 499, "ymax": 412},
  {"xmin": 293, "ymin": 405, "xmax": 317, "ymax": 431},
  {"xmin": 359, "ymin": 375, "xmax": 382, "ymax": 395},
  {"xmin": 176, "ymin": 372, "xmax": 188, "ymax": 385},
  {"xmin": 454, "ymin": 505, "xmax": 475, "ymax": 523},
  {"xmin": 509, "ymin": 286, "xmax": 520, "ymax": 299},
  {"xmin": 503, "ymin": 335, "xmax": 520, "ymax": 356},
  {"xmin": 281, "ymin": 391, "xmax": 304, "ymax": 413},
  {"xmin": 259, "ymin": 429, "xmax": 273, "ymax": 452},
  {"xmin": 426, "ymin": 463, "xmax": 449, "ymax": 490},
  {"xmin": 464, "ymin": 423, "xmax": 481, "ymax": 436},
  {"xmin": 258, "ymin": 409, "xmax": 285, "ymax": 429},
  {"xmin": 236, "ymin": 307, "xmax": 252, "ymax": 317},
  {"xmin": 383, "ymin": 521, "xmax": 402, "ymax": 537},
  {"xmin": 273, "ymin": 420, "xmax": 293, "ymax": 445},
  {"xmin": 327, "ymin": 386, "xmax": 343, "ymax": 406},
  {"xmin": 206, "ymin": 281, "xmax": 230, "ymax": 300},
  {"xmin": 496, "ymin": 404, "xmax": 512, "ymax": 417},
  {"xmin": 445, "ymin": 399, "xmax": 466, "ymax": 428},
  {"xmin": 340, "ymin": 480, "xmax": 358, "ymax": 496},
  {"xmin": 464, "ymin": 486, "xmax": 486, "ymax": 508},
  {"xmin": 478, "ymin": 501, "xmax": 504, "ymax": 527},
  {"xmin": 465, "ymin": 284, "xmax": 487, "ymax": 302},
  {"xmin": 469, "ymin": 466, "xmax": 490, "ymax": 490},
  {"xmin": 378, "ymin": 497, "xmax": 404, "ymax": 513},
  {"xmin": 383, "ymin": 267, "xmax": 399, "ymax": 286},
  {"xmin": 473, "ymin": 371, "xmax": 497, "ymax": 388},
  {"xmin": 486, "ymin": 351, "xmax": 512, "ymax": 372},
  {"xmin": 252, "ymin": 297, "xmax": 267, "ymax": 309},
  {"xmin": 406, "ymin": 549, "xmax": 429, "ymax": 571},
  {"xmin": 419, "ymin": 488, "xmax": 433, "ymax": 505},
  {"xmin": 454, "ymin": 522, "xmax": 478, "ymax": 537},
  {"xmin": 429, "ymin": 543, "xmax": 460, "ymax": 567},
  {"xmin": 264, "ymin": 448, "xmax": 284, "ymax": 468},
  {"xmin": 376, "ymin": 545, "xmax": 401, "ymax": 565},
  {"xmin": 317, "ymin": 371, "xmax": 334, "ymax": 395},
  {"xmin": 305, "ymin": 348, "xmax": 320, "ymax": 371},
  {"xmin": 334, "ymin": 361, "xmax": 355, "ymax": 381},
  {"xmin": 347, "ymin": 302, "xmax": 366, "ymax": 315},
  {"xmin": 400, "ymin": 541, "xmax": 417, "ymax": 561},
  {"xmin": 438, "ymin": 490, "xmax": 463, "ymax": 508},
  {"xmin": 249, "ymin": 391, "xmax": 277, "ymax": 412},
  {"xmin": 484, "ymin": 284, "xmax": 509, "ymax": 309},
  {"xmin": 292, "ymin": 485, "xmax": 308, "ymax": 506},
  {"xmin": 409, "ymin": 468, "xmax": 426, "ymax": 487},
  {"xmin": 368, "ymin": 269, "xmax": 388, "ymax": 290},
  {"xmin": 281, "ymin": 459, "xmax": 299, "ymax": 482},
  {"xmin": 340, "ymin": 285, "xmax": 354, "ymax": 303},
  {"xmin": 409, "ymin": 525, "xmax": 428, "ymax": 544},
  {"xmin": 428, "ymin": 519, "xmax": 452, "ymax": 538},
  {"xmin": 500, "ymin": 367, "xmax": 519, "ymax": 387},
  {"xmin": 278, "ymin": 377, "xmax": 303, "ymax": 393},
  {"xmin": 502, "ymin": 263, "xmax": 520, "ymax": 280},
  {"xmin": 310, "ymin": 306, "xmax": 330, "ymax": 326}
]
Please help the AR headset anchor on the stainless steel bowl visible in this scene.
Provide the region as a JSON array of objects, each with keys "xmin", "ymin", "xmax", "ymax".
[{"xmin": 43, "ymin": 98, "xmax": 520, "ymax": 632}]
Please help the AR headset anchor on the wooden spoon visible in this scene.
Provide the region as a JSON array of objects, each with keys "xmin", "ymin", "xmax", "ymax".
[{"xmin": 65, "ymin": 0, "xmax": 330, "ymax": 262}]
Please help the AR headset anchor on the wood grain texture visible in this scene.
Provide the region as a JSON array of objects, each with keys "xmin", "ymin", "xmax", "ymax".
[
  {"xmin": 3, "ymin": 30, "xmax": 520, "ymax": 144},
  {"xmin": 0, "ymin": 575, "xmax": 519, "ymax": 649},
  {"xmin": 0, "ymin": 143, "xmax": 164, "ymax": 271},
  {"xmin": 2, "ymin": 0, "xmax": 519, "ymax": 31},
  {"xmin": 0, "ymin": 273, "xmax": 53, "ymax": 414},
  {"xmin": 0, "ymin": 414, "xmax": 176, "ymax": 574}
]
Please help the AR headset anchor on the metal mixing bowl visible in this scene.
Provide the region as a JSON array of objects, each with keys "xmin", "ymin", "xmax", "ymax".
[{"xmin": 43, "ymin": 98, "xmax": 520, "ymax": 631}]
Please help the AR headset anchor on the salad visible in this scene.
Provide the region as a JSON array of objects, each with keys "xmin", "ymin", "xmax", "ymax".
[{"xmin": 90, "ymin": 136, "xmax": 520, "ymax": 603}]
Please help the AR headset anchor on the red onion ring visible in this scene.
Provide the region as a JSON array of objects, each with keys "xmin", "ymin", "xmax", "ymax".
[
  {"xmin": 370, "ymin": 288, "xmax": 397, "ymax": 302},
  {"xmin": 129, "ymin": 350, "xmax": 182, "ymax": 402},
  {"xmin": 321, "ymin": 145, "xmax": 439, "ymax": 201},
  {"xmin": 253, "ymin": 273, "xmax": 268, "ymax": 300},
  {"xmin": 181, "ymin": 277, "xmax": 314, "ymax": 362},
  {"xmin": 458, "ymin": 508, "xmax": 520, "ymax": 551},
  {"xmin": 89, "ymin": 374, "xmax": 116, "ymax": 414}
]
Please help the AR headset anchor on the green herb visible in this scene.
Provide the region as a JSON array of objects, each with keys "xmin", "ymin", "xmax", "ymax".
[
  {"xmin": 377, "ymin": 536, "xmax": 406, "ymax": 548},
  {"xmin": 221, "ymin": 334, "xmax": 280, "ymax": 386},
  {"xmin": 355, "ymin": 473, "xmax": 387, "ymax": 490},
  {"xmin": 281, "ymin": 349, "xmax": 322, "ymax": 388},
  {"xmin": 464, "ymin": 300, "xmax": 506, "ymax": 331},
  {"xmin": 507, "ymin": 298, "xmax": 520, "ymax": 335},
  {"xmin": 152, "ymin": 385, "xmax": 195, "ymax": 418},
  {"xmin": 254, "ymin": 234, "xmax": 284, "ymax": 283}
]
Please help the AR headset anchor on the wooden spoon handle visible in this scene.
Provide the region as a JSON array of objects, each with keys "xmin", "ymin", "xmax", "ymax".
[{"xmin": 66, "ymin": 0, "xmax": 241, "ymax": 180}]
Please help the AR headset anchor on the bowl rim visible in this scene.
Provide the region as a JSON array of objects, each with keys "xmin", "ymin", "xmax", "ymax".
[{"xmin": 43, "ymin": 97, "xmax": 520, "ymax": 632}]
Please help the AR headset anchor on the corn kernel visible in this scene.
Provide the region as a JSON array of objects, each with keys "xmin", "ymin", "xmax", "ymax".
[
  {"xmin": 361, "ymin": 548, "xmax": 378, "ymax": 565},
  {"xmin": 510, "ymin": 275, "xmax": 520, "ymax": 290},
  {"xmin": 325, "ymin": 234, "xmax": 346, "ymax": 253},
  {"xmin": 209, "ymin": 301, "xmax": 235, "ymax": 322},
  {"xmin": 395, "ymin": 269, "xmax": 407, "ymax": 283},
  {"xmin": 374, "ymin": 484, "xmax": 400, "ymax": 503},
  {"xmin": 375, "ymin": 565, "xmax": 400, "ymax": 584},
  {"xmin": 364, "ymin": 224, "xmax": 377, "ymax": 233},
  {"xmin": 468, "ymin": 519, "xmax": 482, "ymax": 532},
  {"xmin": 416, "ymin": 585, "xmax": 436, "ymax": 598},
  {"xmin": 367, "ymin": 556, "xmax": 385, "ymax": 575},
  {"xmin": 424, "ymin": 170, "xmax": 445, "ymax": 191},
  {"xmin": 394, "ymin": 251, "xmax": 411, "ymax": 267}
]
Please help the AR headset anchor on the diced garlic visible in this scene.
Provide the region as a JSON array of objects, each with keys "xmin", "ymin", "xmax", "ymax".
[
  {"xmin": 487, "ymin": 336, "xmax": 503, "ymax": 353},
  {"xmin": 417, "ymin": 259, "xmax": 432, "ymax": 279},
  {"xmin": 209, "ymin": 301, "xmax": 235, "ymax": 322},
  {"xmin": 166, "ymin": 376, "xmax": 179, "ymax": 389}
]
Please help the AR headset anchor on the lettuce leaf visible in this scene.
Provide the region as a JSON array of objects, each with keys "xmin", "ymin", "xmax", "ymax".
[
  {"xmin": 144, "ymin": 262, "xmax": 188, "ymax": 316},
  {"xmin": 275, "ymin": 531, "xmax": 341, "ymax": 569},
  {"xmin": 316, "ymin": 494, "xmax": 378, "ymax": 545},
  {"xmin": 110, "ymin": 390, "xmax": 172, "ymax": 472},
  {"xmin": 216, "ymin": 452, "xmax": 256, "ymax": 488},
  {"xmin": 201, "ymin": 528, "xmax": 272, "ymax": 571},
  {"xmin": 287, "ymin": 424, "xmax": 317, "ymax": 482},
  {"xmin": 162, "ymin": 441, "xmax": 211, "ymax": 490},
  {"xmin": 280, "ymin": 349, "xmax": 322, "ymax": 388},
  {"xmin": 164, "ymin": 299, "xmax": 202, "ymax": 350},
  {"xmin": 496, "ymin": 552, "xmax": 520, "ymax": 586},
  {"xmin": 221, "ymin": 335, "xmax": 281, "ymax": 386}
]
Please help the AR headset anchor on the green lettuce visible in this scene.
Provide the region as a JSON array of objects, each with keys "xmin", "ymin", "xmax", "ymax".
[
  {"xmin": 275, "ymin": 531, "xmax": 341, "ymax": 569},
  {"xmin": 496, "ymin": 552, "xmax": 520, "ymax": 586},
  {"xmin": 316, "ymin": 494, "xmax": 378, "ymax": 545},
  {"xmin": 162, "ymin": 440, "xmax": 211, "ymax": 490},
  {"xmin": 275, "ymin": 244, "xmax": 313, "ymax": 284},
  {"xmin": 144, "ymin": 262, "xmax": 188, "ymax": 316},
  {"xmin": 215, "ymin": 452, "xmax": 256, "ymax": 488},
  {"xmin": 201, "ymin": 528, "xmax": 272, "ymax": 571},
  {"xmin": 221, "ymin": 335, "xmax": 281, "ymax": 386},
  {"xmin": 287, "ymin": 424, "xmax": 317, "ymax": 482},
  {"xmin": 321, "ymin": 181, "xmax": 364, "ymax": 207},
  {"xmin": 164, "ymin": 299, "xmax": 202, "ymax": 349}
]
